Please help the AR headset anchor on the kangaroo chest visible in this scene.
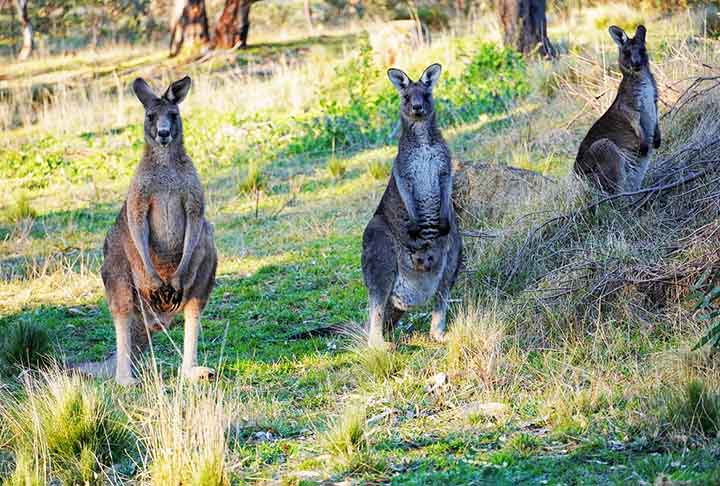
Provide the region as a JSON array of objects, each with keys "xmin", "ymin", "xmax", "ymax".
[
  {"xmin": 402, "ymin": 145, "xmax": 446, "ymax": 218},
  {"xmin": 148, "ymin": 189, "xmax": 186, "ymax": 259}
]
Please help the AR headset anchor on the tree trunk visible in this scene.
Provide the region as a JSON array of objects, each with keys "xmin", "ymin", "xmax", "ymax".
[
  {"xmin": 303, "ymin": 0, "xmax": 313, "ymax": 31},
  {"xmin": 169, "ymin": 0, "xmax": 210, "ymax": 57},
  {"xmin": 496, "ymin": 0, "xmax": 555, "ymax": 58},
  {"xmin": 15, "ymin": 0, "xmax": 32, "ymax": 60},
  {"xmin": 212, "ymin": 0, "xmax": 252, "ymax": 49}
]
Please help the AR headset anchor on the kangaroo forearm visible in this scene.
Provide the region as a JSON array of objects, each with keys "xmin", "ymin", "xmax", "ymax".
[
  {"xmin": 393, "ymin": 170, "xmax": 418, "ymax": 222},
  {"xmin": 175, "ymin": 217, "xmax": 202, "ymax": 276},
  {"xmin": 128, "ymin": 219, "xmax": 157, "ymax": 277}
]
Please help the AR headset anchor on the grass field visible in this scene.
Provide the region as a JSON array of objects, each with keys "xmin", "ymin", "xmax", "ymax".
[{"xmin": 1, "ymin": 4, "xmax": 720, "ymax": 485}]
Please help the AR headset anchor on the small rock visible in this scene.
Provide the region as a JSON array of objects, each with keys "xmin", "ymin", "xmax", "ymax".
[
  {"xmin": 254, "ymin": 431, "xmax": 274, "ymax": 442},
  {"xmin": 427, "ymin": 372, "xmax": 448, "ymax": 393},
  {"xmin": 463, "ymin": 401, "xmax": 508, "ymax": 419}
]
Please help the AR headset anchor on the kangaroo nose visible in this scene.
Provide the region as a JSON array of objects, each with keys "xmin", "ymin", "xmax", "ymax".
[
  {"xmin": 412, "ymin": 104, "xmax": 423, "ymax": 113},
  {"xmin": 158, "ymin": 129, "xmax": 170, "ymax": 138}
]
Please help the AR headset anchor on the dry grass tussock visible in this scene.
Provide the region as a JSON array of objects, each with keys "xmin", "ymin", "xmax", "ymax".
[
  {"xmin": 457, "ymin": 73, "xmax": 720, "ymax": 347},
  {"xmin": 131, "ymin": 366, "xmax": 232, "ymax": 486}
]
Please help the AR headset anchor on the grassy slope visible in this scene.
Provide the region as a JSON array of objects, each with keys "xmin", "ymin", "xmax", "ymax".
[{"xmin": 1, "ymin": 6, "xmax": 720, "ymax": 485}]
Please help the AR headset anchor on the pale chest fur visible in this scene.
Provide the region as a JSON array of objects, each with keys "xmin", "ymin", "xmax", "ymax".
[
  {"xmin": 398, "ymin": 143, "xmax": 447, "ymax": 215},
  {"xmin": 619, "ymin": 75, "xmax": 657, "ymax": 137}
]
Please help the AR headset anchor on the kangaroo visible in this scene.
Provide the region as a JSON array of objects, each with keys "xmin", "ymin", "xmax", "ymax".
[
  {"xmin": 361, "ymin": 63, "xmax": 462, "ymax": 347},
  {"xmin": 574, "ymin": 25, "xmax": 660, "ymax": 194},
  {"xmin": 100, "ymin": 76, "xmax": 218, "ymax": 385}
]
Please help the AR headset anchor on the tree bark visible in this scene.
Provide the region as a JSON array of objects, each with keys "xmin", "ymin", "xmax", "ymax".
[
  {"xmin": 496, "ymin": 0, "xmax": 556, "ymax": 58},
  {"xmin": 15, "ymin": 0, "xmax": 32, "ymax": 60},
  {"xmin": 303, "ymin": 0, "xmax": 313, "ymax": 31},
  {"xmin": 212, "ymin": 0, "xmax": 252, "ymax": 49},
  {"xmin": 169, "ymin": 0, "xmax": 210, "ymax": 57}
]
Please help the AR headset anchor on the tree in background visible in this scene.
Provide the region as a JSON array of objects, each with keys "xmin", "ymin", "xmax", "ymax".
[
  {"xmin": 169, "ymin": 0, "xmax": 210, "ymax": 56},
  {"xmin": 213, "ymin": 0, "xmax": 254, "ymax": 49},
  {"xmin": 14, "ymin": 0, "xmax": 33, "ymax": 60},
  {"xmin": 496, "ymin": 0, "xmax": 556, "ymax": 58}
]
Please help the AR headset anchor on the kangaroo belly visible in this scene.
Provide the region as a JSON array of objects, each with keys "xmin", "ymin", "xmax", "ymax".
[{"xmin": 148, "ymin": 193, "xmax": 185, "ymax": 262}]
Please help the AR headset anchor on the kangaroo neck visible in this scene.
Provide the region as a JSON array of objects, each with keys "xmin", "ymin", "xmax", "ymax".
[
  {"xmin": 618, "ymin": 66, "xmax": 652, "ymax": 89},
  {"xmin": 400, "ymin": 112, "xmax": 438, "ymax": 146},
  {"xmin": 143, "ymin": 140, "xmax": 187, "ymax": 166}
]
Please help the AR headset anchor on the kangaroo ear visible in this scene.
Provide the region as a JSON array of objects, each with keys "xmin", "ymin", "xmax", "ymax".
[
  {"xmin": 420, "ymin": 63, "xmax": 442, "ymax": 89},
  {"xmin": 387, "ymin": 68, "xmax": 411, "ymax": 91},
  {"xmin": 132, "ymin": 78, "xmax": 158, "ymax": 108},
  {"xmin": 608, "ymin": 25, "xmax": 628, "ymax": 47},
  {"xmin": 163, "ymin": 76, "xmax": 192, "ymax": 104},
  {"xmin": 634, "ymin": 25, "xmax": 647, "ymax": 43}
]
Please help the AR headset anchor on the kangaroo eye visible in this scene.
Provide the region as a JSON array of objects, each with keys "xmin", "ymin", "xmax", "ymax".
[
  {"xmin": 423, "ymin": 93, "xmax": 431, "ymax": 100},
  {"xmin": 147, "ymin": 113, "xmax": 157, "ymax": 122},
  {"xmin": 169, "ymin": 113, "xmax": 178, "ymax": 121},
  {"xmin": 403, "ymin": 95, "xmax": 410, "ymax": 102}
]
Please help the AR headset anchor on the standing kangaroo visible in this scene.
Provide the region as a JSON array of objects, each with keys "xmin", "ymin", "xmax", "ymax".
[
  {"xmin": 574, "ymin": 25, "xmax": 660, "ymax": 193},
  {"xmin": 362, "ymin": 63, "xmax": 462, "ymax": 347},
  {"xmin": 101, "ymin": 76, "xmax": 218, "ymax": 385}
]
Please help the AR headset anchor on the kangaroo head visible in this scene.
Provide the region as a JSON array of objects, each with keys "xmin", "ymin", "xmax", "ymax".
[
  {"xmin": 609, "ymin": 25, "xmax": 648, "ymax": 74},
  {"xmin": 387, "ymin": 63, "xmax": 442, "ymax": 122},
  {"xmin": 133, "ymin": 76, "xmax": 191, "ymax": 148}
]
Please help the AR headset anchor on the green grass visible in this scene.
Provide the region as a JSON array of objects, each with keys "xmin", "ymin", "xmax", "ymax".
[{"xmin": 1, "ymin": 6, "xmax": 720, "ymax": 485}]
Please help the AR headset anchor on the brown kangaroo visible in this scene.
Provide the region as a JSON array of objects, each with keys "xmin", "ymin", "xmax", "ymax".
[
  {"xmin": 574, "ymin": 25, "xmax": 660, "ymax": 193},
  {"xmin": 101, "ymin": 76, "xmax": 217, "ymax": 385}
]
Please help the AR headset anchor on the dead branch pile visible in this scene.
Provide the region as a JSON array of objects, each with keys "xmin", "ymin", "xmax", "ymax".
[{"xmin": 458, "ymin": 76, "xmax": 720, "ymax": 318}]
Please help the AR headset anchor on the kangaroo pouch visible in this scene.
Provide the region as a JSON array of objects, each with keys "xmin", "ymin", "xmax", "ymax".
[{"xmin": 391, "ymin": 253, "xmax": 447, "ymax": 310}]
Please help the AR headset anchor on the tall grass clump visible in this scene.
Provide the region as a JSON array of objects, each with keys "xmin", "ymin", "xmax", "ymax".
[
  {"xmin": 134, "ymin": 369, "xmax": 231, "ymax": 486},
  {"xmin": 0, "ymin": 367, "xmax": 128, "ymax": 485},
  {"xmin": 0, "ymin": 322, "xmax": 53, "ymax": 372},
  {"xmin": 446, "ymin": 304, "xmax": 505, "ymax": 388},
  {"xmin": 327, "ymin": 156, "xmax": 347, "ymax": 179},
  {"xmin": 343, "ymin": 325, "xmax": 403, "ymax": 381},
  {"xmin": 656, "ymin": 379, "xmax": 720, "ymax": 439},
  {"xmin": 321, "ymin": 404, "xmax": 381, "ymax": 473},
  {"xmin": 238, "ymin": 162, "xmax": 266, "ymax": 195},
  {"xmin": 367, "ymin": 160, "xmax": 391, "ymax": 181},
  {"xmin": 1, "ymin": 192, "xmax": 37, "ymax": 223}
]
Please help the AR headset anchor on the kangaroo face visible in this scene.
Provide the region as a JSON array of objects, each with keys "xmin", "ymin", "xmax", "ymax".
[
  {"xmin": 387, "ymin": 63, "xmax": 442, "ymax": 122},
  {"xmin": 133, "ymin": 76, "xmax": 192, "ymax": 148},
  {"xmin": 609, "ymin": 25, "xmax": 648, "ymax": 74}
]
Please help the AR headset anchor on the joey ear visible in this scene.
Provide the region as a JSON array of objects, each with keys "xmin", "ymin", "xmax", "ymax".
[
  {"xmin": 132, "ymin": 78, "xmax": 158, "ymax": 108},
  {"xmin": 163, "ymin": 76, "xmax": 192, "ymax": 104},
  {"xmin": 387, "ymin": 68, "xmax": 411, "ymax": 91},
  {"xmin": 634, "ymin": 25, "xmax": 646, "ymax": 43},
  {"xmin": 608, "ymin": 25, "xmax": 628, "ymax": 47},
  {"xmin": 420, "ymin": 63, "xmax": 442, "ymax": 89}
]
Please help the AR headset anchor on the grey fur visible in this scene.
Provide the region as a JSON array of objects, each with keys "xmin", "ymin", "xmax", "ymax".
[
  {"xmin": 361, "ymin": 64, "xmax": 462, "ymax": 346},
  {"xmin": 574, "ymin": 25, "xmax": 660, "ymax": 193},
  {"xmin": 101, "ymin": 76, "xmax": 217, "ymax": 385}
]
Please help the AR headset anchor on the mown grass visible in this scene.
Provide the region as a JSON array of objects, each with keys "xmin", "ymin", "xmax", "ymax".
[{"xmin": 1, "ymin": 4, "xmax": 720, "ymax": 485}]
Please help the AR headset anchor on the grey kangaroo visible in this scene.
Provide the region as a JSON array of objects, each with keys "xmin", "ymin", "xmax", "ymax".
[
  {"xmin": 361, "ymin": 63, "xmax": 462, "ymax": 347},
  {"xmin": 101, "ymin": 76, "xmax": 217, "ymax": 385},
  {"xmin": 574, "ymin": 25, "xmax": 660, "ymax": 193}
]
